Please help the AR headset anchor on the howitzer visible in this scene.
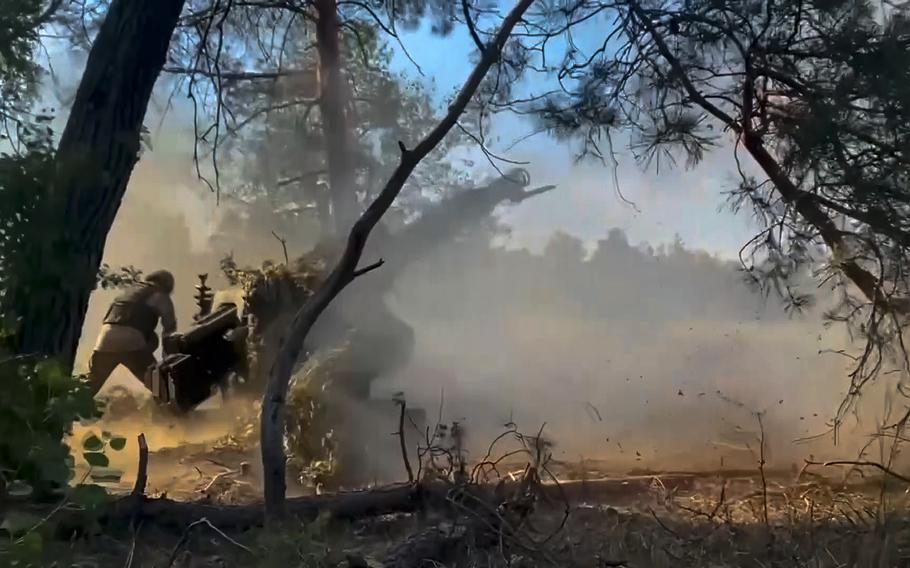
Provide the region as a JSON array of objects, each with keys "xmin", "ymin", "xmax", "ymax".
[{"xmin": 144, "ymin": 284, "xmax": 250, "ymax": 412}]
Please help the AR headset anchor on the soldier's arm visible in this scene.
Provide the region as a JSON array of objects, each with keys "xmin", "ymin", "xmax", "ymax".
[{"xmin": 150, "ymin": 293, "xmax": 178, "ymax": 335}]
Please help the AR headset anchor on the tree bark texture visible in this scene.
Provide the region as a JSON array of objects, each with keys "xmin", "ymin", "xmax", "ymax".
[
  {"xmin": 52, "ymin": 483, "xmax": 426, "ymax": 536},
  {"xmin": 15, "ymin": 0, "xmax": 186, "ymax": 367},
  {"xmin": 315, "ymin": 0, "xmax": 358, "ymax": 236},
  {"xmin": 260, "ymin": 0, "xmax": 538, "ymax": 516}
]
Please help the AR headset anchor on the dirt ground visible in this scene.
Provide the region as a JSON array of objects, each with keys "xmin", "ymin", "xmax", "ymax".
[
  {"xmin": 7, "ymin": 392, "xmax": 910, "ymax": 567},
  {"xmin": 14, "ymin": 467, "xmax": 910, "ymax": 567}
]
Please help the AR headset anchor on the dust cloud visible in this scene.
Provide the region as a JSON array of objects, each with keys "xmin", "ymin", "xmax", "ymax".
[
  {"xmin": 380, "ymin": 232, "xmax": 884, "ymax": 472},
  {"xmin": 73, "ymin": 116, "xmax": 891, "ymax": 478}
]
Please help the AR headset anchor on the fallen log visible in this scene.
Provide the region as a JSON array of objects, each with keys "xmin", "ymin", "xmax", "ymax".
[
  {"xmin": 535, "ymin": 475, "xmax": 697, "ymax": 504},
  {"xmin": 48, "ymin": 473, "xmax": 704, "ymax": 539},
  {"xmin": 55, "ymin": 483, "xmax": 426, "ymax": 536},
  {"xmin": 137, "ymin": 483, "xmax": 423, "ymax": 529}
]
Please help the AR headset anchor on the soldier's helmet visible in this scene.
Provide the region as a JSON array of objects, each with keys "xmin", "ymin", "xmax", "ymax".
[{"xmin": 145, "ymin": 270, "xmax": 175, "ymax": 294}]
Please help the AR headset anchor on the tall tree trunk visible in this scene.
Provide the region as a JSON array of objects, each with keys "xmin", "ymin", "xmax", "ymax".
[
  {"xmin": 15, "ymin": 0, "xmax": 186, "ymax": 368},
  {"xmin": 314, "ymin": 0, "xmax": 358, "ymax": 237}
]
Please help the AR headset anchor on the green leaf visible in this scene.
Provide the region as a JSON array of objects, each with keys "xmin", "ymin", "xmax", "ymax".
[
  {"xmin": 33, "ymin": 360, "xmax": 68, "ymax": 391},
  {"xmin": 13, "ymin": 529, "xmax": 44, "ymax": 563},
  {"xmin": 5, "ymin": 480, "xmax": 33, "ymax": 498},
  {"xmin": 82, "ymin": 452, "xmax": 109, "ymax": 468},
  {"xmin": 70, "ymin": 484, "xmax": 109, "ymax": 511},
  {"xmin": 108, "ymin": 437, "xmax": 127, "ymax": 451},
  {"xmin": 81, "ymin": 432, "xmax": 103, "ymax": 452}
]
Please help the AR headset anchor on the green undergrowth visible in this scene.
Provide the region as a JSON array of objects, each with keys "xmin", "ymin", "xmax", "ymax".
[
  {"xmin": 5, "ymin": 493, "xmax": 910, "ymax": 568},
  {"xmin": 0, "ymin": 353, "xmax": 100, "ymax": 499},
  {"xmin": 0, "ymin": 340, "xmax": 128, "ymax": 567}
]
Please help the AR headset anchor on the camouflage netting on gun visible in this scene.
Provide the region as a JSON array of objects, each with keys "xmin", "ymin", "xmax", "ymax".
[
  {"xmin": 213, "ymin": 169, "xmax": 555, "ymax": 487},
  {"xmin": 219, "ymin": 241, "xmax": 336, "ymax": 387},
  {"xmin": 283, "ymin": 341, "xmax": 350, "ymax": 490},
  {"xmin": 218, "ymin": 240, "xmax": 414, "ymax": 489}
]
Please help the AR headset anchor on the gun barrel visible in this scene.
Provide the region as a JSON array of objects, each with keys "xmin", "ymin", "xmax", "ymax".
[{"xmin": 180, "ymin": 304, "xmax": 240, "ymax": 347}]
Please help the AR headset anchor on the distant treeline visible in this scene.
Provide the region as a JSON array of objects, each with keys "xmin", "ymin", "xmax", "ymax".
[{"xmin": 396, "ymin": 227, "xmax": 809, "ymax": 324}]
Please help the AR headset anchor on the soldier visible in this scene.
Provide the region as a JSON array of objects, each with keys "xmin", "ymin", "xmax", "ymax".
[{"xmin": 88, "ymin": 270, "xmax": 177, "ymax": 395}]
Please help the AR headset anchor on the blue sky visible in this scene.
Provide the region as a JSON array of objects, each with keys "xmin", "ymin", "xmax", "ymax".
[{"xmin": 385, "ymin": 16, "xmax": 761, "ymax": 258}]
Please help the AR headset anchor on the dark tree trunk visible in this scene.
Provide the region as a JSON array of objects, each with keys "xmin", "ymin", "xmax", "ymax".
[
  {"xmin": 15, "ymin": 0, "xmax": 186, "ymax": 368},
  {"xmin": 314, "ymin": 0, "xmax": 358, "ymax": 236}
]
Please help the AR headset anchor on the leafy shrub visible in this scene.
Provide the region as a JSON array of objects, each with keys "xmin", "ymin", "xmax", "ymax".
[
  {"xmin": 0, "ymin": 353, "xmax": 102, "ymax": 500},
  {"xmin": 0, "ymin": 481, "xmax": 114, "ymax": 567},
  {"xmin": 285, "ymin": 346, "xmax": 345, "ymax": 490},
  {"xmin": 95, "ymin": 264, "xmax": 143, "ymax": 290},
  {"xmin": 0, "ymin": 122, "xmax": 56, "ymax": 338}
]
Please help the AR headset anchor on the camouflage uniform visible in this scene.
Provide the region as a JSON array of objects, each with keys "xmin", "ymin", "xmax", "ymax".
[{"xmin": 88, "ymin": 271, "xmax": 177, "ymax": 395}]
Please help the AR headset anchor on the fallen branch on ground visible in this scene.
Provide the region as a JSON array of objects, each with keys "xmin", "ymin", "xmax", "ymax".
[
  {"xmin": 46, "ymin": 473, "xmax": 698, "ymax": 538},
  {"xmin": 166, "ymin": 517, "xmax": 253, "ymax": 567},
  {"xmin": 53, "ymin": 483, "xmax": 427, "ymax": 535},
  {"xmin": 804, "ymin": 459, "xmax": 910, "ymax": 484}
]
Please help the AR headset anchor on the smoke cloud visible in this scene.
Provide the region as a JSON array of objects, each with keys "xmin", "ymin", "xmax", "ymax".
[{"xmin": 73, "ymin": 102, "xmax": 894, "ymax": 479}]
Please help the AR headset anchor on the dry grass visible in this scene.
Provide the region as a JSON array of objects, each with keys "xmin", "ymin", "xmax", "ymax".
[
  {"xmin": 25, "ymin": 392, "xmax": 910, "ymax": 566},
  {"xmin": 9, "ymin": 470, "xmax": 907, "ymax": 567}
]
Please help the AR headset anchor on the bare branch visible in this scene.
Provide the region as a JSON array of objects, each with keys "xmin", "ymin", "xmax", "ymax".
[
  {"xmin": 35, "ymin": 0, "xmax": 65, "ymax": 26},
  {"xmin": 805, "ymin": 459, "xmax": 910, "ymax": 485},
  {"xmin": 271, "ymin": 231, "xmax": 290, "ymax": 265},
  {"xmin": 352, "ymin": 258, "xmax": 384, "ymax": 278},
  {"xmin": 626, "ymin": 1, "xmax": 738, "ymax": 130},
  {"xmin": 276, "ymin": 169, "xmax": 327, "ymax": 187},
  {"xmin": 162, "ymin": 66, "xmax": 310, "ymax": 81},
  {"xmin": 166, "ymin": 518, "xmax": 253, "ymax": 566},
  {"xmin": 462, "ymin": 0, "xmax": 486, "ymax": 52}
]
